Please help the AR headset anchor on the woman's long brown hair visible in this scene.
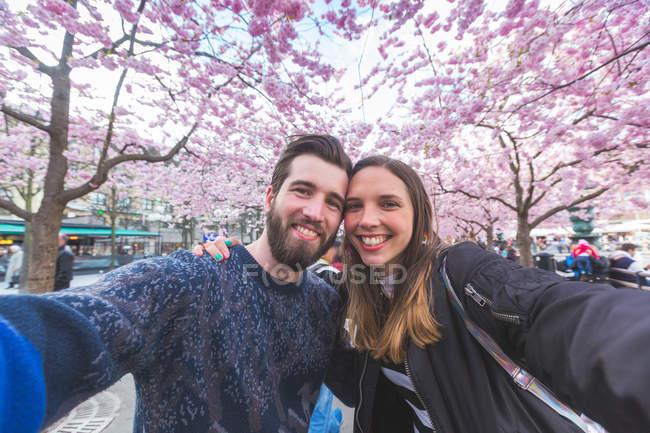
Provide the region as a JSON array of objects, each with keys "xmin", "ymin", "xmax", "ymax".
[{"xmin": 343, "ymin": 156, "xmax": 445, "ymax": 364}]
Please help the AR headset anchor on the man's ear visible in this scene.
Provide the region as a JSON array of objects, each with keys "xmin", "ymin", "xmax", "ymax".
[{"xmin": 264, "ymin": 186, "xmax": 275, "ymax": 213}]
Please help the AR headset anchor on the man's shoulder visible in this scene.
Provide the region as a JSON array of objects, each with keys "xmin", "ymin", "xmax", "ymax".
[
  {"xmin": 303, "ymin": 268, "xmax": 341, "ymax": 301},
  {"xmin": 166, "ymin": 246, "xmax": 253, "ymax": 282}
]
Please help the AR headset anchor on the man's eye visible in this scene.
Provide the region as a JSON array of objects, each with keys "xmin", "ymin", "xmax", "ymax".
[
  {"xmin": 345, "ymin": 203, "xmax": 361, "ymax": 211},
  {"xmin": 295, "ymin": 188, "xmax": 309, "ymax": 195},
  {"xmin": 327, "ymin": 200, "xmax": 342, "ymax": 211}
]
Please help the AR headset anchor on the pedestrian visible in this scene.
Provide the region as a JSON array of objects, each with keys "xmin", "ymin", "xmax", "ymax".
[
  {"xmin": 571, "ymin": 239, "xmax": 600, "ymax": 276},
  {"xmin": 201, "ymin": 156, "xmax": 650, "ymax": 433},
  {"xmin": 608, "ymin": 243, "xmax": 649, "ymax": 287},
  {"xmin": 0, "ymin": 135, "xmax": 352, "ymax": 433},
  {"xmin": 4, "ymin": 245, "xmax": 23, "ymax": 289},
  {"xmin": 53, "ymin": 234, "xmax": 74, "ymax": 291},
  {"xmin": 308, "ymin": 240, "xmax": 343, "ymax": 284}
]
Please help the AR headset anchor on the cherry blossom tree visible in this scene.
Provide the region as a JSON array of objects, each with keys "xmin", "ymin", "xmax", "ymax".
[
  {"xmin": 366, "ymin": 0, "xmax": 649, "ymax": 266},
  {"xmin": 0, "ymin": 0, "xmax": 385, "ymax": 293}
]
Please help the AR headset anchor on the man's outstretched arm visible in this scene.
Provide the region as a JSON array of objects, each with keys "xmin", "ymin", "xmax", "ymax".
[{"xmin": 0, "ymin": 251, "xmax": 208, "ymax": 429}]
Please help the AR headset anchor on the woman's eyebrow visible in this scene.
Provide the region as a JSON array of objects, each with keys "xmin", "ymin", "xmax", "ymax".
[{"xmin": 378, "ymin": 194, "xmax": 403, "ymax": 201}]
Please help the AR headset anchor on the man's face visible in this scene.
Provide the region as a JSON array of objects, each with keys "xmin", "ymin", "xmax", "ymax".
[
  {"xmin": 265, "ymin": 154, "xmax": 348, "ymax": 271},
  {"xmin": 58, "ymin": 236, "xmax": 65, "ymax": 248}
]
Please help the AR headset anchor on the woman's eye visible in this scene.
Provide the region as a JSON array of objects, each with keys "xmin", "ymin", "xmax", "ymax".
[
  {"xmin": 345, "ymin": 203, "xmax": 361, "ymax": 211},
  {"xmin": 382, "ymin": 201, "xmax": 399, "ymax": 208},
  {"xmin": 295, "ymin": 188, "xmax": 309, "ymax": 195}
]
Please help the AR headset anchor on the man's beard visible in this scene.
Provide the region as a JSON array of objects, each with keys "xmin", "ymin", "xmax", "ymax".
[{"xmin": 266, "ymin": 202, "xmax": 337, "ymax": 271}]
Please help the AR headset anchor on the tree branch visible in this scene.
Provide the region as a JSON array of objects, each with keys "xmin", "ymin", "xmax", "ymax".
[
  {"xmin": 10, "ymin": 46, "xmax": 56, "ymax": 76},
  {"xmin": 60, "ymin": 122, "xmax": 198, "ymax": 203},
  {"xmin": 513, "ymin": 39, "xmax": 649, "ymax": 112},
  {"xmin": 1, "ymin": 105, "xmax": 51, "ymax": 132},
  {"xmin": 435, "ymin": 173, "xmax": 518, "ymax": 212},
  {"xmin": 530, "ymin": 187, "xmax": 609, "ymax": 229},
  {"xmin": 0, "ymin": 198, "xmax": 33, "ymax": 221},
  {"xmin": 592, "ymin": 113, "xmax": 649, "ymax": 129},
  {"xmin": 537, "ymin": 145, "xmax": 618, "ymax": 182}
]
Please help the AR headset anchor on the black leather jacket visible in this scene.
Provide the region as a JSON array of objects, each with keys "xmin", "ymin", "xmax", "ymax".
[{"xmin": 326, "ymin": 242, "xmax": 650, "ymax": 433}]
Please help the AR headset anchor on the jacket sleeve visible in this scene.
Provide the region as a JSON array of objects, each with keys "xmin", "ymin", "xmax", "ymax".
[
  {"xmin": 323, "ymin": 337, "xmax": 358, "ymax": 407},
  {"xmin": 445, "ymin": 242, "xmax": 650, "ymax": 433},
  {"xmin": 322, "ymin": 283, "xmax": 358, "ymax": 407},
  {"xmin": 0, "ymin": 317, "xmax": 46, "ymax": 433},
  {"xmin": 0, "ymin": 251, "xmax": 209, "ymax": 428},
  {"xmin": 525, "ymin": 276, "xmax": 650, "ymax": 433}
]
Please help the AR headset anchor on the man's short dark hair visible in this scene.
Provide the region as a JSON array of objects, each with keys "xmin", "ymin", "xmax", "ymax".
[
  {"xmin": 271, "ymin": 135, "xmax": 353, "ymax": 193},
  {"xmin": 621, "ymin": 243, "xmax": 637, "ymax": 252}
]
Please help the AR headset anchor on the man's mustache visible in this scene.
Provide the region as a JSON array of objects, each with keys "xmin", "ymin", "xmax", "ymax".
[{"xmin": 288, "ymin": 218, "xmax": 324, "ymax": 237}]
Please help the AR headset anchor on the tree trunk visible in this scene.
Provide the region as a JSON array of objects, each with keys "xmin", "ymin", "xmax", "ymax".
[
  {"xmin": 19, "ymin": 221, "xmax": 33, "ymax": 292},
  {"xmin": 517, "ymin": 216, "xmax": 533, "ymax": 267},
  {"xmin": 485, "ymin": 225, "xmax": 494, "ymax": 252},
  {"xmin": 23, "ymin": 67, "xmax": 71, "ymax": 293},
  {"xmin": 110, "ymin": 187, "xmax": 117, "ymax": 270},
  {"xmin": 24, "ymin": 204, "xmax": 65, "ymax": 293}
]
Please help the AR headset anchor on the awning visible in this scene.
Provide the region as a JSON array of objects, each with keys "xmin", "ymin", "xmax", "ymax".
[
  {"xmin": 61, "ymin": 228, "xmax": 160, "ymax": 237},
  {"xmin": 115, "ymin": 229, "xmax": 159, "ymax": 237},
  {"xmin": 0, "ymin": 224, "xmax": 159, "ymax": 237},
  {"xmin": 0, "ymin": 224, "xmax": 24, "ymax": 235}
]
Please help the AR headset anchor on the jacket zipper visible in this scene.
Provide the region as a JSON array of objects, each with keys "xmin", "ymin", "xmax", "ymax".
[
  {"xmin": 464, "ymin": 283, "xmax": 521, "ymax": 325},
  {"xmin": 355, "ymin": 353, "xmax": 369, "ymax": 433},
  {"xmin": 404, "ymin": 357, "xmax": 440, "ymax": 433}
]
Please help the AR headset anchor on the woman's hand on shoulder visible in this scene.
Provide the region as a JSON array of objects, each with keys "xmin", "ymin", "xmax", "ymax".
[{"xmin": 192, "ymin": 237, "xmax": 241, "ymax": 261}]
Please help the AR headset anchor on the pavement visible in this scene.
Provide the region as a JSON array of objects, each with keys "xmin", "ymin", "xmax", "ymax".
[{"xmin": 3, "ymin": 271, "xmax": 354, "ymax": 433}]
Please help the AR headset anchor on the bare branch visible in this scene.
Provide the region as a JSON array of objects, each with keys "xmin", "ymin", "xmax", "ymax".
[
  {"xmin": 530, "ymin": 187, "xmax": 609, "ymax": 229},
  {"xmin": 592, "ymin": 113, "xmax": 649, "ymax": 129},
  {"xmin": 10, "ymin": 46, "xmax": 56, "ymax": 76},
  {"xmin": 513, "ymin": 38, "xmax": 649, "ymax": 112},
  {"xmin": 60, "ymin": 122, "xmax": 199, "ymax": 203},
  {"xmin": 435, "ymin": 172, "xmax": 517, "ymax": 212},
  {"xmin": 85, "ymin": 34, "xmax": 130, "ymax": 60},
  {"xmin": 0, "ymin": 198, "xmax": 33, "ymax": 221},
  {"xmin": 1, "ymin": 105, "xmax": 51, "ymax": 132},
  {"xmin": 529, "ymin": 177, "xmax": 562, "ymax": 209},
  {"xmin": 537, "ymin": 145, "xmax": 618, "ymax": 182}
]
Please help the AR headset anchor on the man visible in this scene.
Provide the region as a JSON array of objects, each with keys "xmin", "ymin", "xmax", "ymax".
[
  {"xmin": 54, "ymin": 234, "xmax": 74, "ymax": 291},
  {"xmin": 3, "ymin": 245, "xmax": 22, "ymax": 289},
  {"xmin": 0, "ymin": 135, "xmax": 352, "ymax": 433},
  {"xmin": 609, "ymin": 243, "xmax": 649, "ymax": 287}
]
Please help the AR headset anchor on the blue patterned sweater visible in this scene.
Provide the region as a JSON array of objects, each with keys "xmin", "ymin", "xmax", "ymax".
[{"xmin": 0, "ymin": 245, "xmax": 342, "ymax": 432}]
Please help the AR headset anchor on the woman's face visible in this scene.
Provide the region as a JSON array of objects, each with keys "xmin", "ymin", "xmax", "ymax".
[{"xmin": 344, "ymin": 166, "xmax": 414, "ymax": 268}]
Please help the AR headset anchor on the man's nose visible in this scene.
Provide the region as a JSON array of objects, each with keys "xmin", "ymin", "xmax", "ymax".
[{"xmin": 302, "ymin": 198, "xmax": 326, "ymax": 222}]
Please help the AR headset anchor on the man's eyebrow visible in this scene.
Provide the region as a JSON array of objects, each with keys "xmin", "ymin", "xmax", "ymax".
[
  {"xmin": 288, "ymin": 180, "xmax": 317, "ymax": 189},
  {"xmin": 289, "ymin": 180, "xmax": 344, "ymax": 207}
]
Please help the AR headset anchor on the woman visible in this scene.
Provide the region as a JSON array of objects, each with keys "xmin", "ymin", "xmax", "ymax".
[{"xmin": 197, "ymin": 156, "xmax": 650, "ymax": 433}]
